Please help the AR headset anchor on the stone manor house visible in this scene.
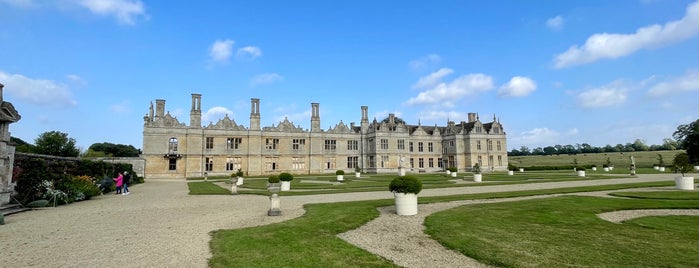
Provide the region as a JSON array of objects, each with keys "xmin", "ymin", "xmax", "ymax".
[{"xmin": 142, "ymin": 94, "xmax": 508, "ymax": 178}]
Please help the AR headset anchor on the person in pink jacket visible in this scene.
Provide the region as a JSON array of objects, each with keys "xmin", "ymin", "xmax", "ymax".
[{"xmin": 113, "ymin": 172, "xmax": 123, "ymax": 195}]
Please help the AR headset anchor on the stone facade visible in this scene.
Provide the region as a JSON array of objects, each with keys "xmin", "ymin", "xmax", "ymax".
[
  {"xmin": 0, "ymin": 83, "xmax": 21, "ymax": 205},
  {"xmin": 142, "ymin": 94, "xmax": 508, "ymax": 178}
]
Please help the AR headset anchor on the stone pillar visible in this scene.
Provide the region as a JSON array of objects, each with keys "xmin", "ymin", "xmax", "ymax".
[
  {"xmin": 190, "ymin": 94, "xmax": 202, "ymax": 128},
  {"xmin": 0, "ymin": 83, "xmax": 22, "ymax": 205},
  {"xmin": 310, "ymin": 103, "xmax": 320, "ymax": 132},
  {"xmin": 268, "ymin": 194, "xmax": 281, "ymax": 216},
  {"xmin": 250, "ymin": 98, "xmax": 260, "ymax": 130}
]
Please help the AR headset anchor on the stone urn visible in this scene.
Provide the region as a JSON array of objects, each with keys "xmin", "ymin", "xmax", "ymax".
[
  {"xmin": 473, "ymin": 173, "xmax": 482, "ymax": 182},
  {"xmin": 230, "ymin": 177, "xmax": 239, "ymax": 194},
  {"xmin": 674, "ymin": 176, "xmax": 695, "ymax": 190},
  {"xmin": 577, "ymin": 170, "xmax": 586, "ymax": 177},
  {"xmin": 394, "ymin": 193, "xmax": 418, "ymax": 216},
  {"xmin": 508, "ymin": 170, "xmax": 514, "ymax": 176}
]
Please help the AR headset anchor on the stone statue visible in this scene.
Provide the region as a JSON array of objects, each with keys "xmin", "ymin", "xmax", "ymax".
[{"xmin": 0, "ymin": 83, "xmax": 22, "ymax": 205}]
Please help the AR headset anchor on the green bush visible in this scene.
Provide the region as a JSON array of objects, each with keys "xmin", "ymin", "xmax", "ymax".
[
  {"xmin": 0, "ymin": 214, "xmax": 4, "ymax": 225},
  {"xmin": 26, "ymin": 199, "xmax": 49, "ymax": 208},
  {"xmin": 335, "ymin": 170, "xmax": 345, "ymax": 175},
  {"xmin": 472, "ymin": 163, "xmax": 482, "ymax": 174},
  {"xmin": 389, "ymin": 175, "xmax": 423, "ymax": 194},
  {"xmin": 268, "ymin": 175, "xmax": 280, "ymax": 183},
  {"xmin": 448, "ymin": 167, "xmax": 457, "ymax": 172},
  {"xmin": 279, "ymin": 172, "xmax": 294, "ymax": 181},
  {"xmin": 236, "ymin": 169, "xmax": 244, "ymax": 177},
  {"xmin": 673, "ymin": 152, "xmax": 693, "ymax": 176}
]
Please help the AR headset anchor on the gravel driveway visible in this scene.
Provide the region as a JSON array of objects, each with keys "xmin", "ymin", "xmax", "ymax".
[{"xmin": 0, "ymin": 174, "xmax": 693, "ymax": 267}]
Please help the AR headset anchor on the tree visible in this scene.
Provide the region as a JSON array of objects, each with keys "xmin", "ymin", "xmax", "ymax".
[
  {"xmin": 34, "ymin": 131, "xmax": 80, "ymax": 157},
  {"xmin": 87, "ymin": 142, "xmax": 140, "ymax": 157},
  {"xmin": 11, "ymin": 136, "xmax": 35, "ymax": 153},
  {"xmin": 674, "ymin": 119, "xmax": 699, "ymax": 164}
]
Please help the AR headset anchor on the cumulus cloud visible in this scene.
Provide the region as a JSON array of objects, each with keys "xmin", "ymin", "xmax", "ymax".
[
  {"xmin": 0, "ymin": 0, "xmax": 36, "ymax": 8},
  {"xmin": 412, "ymin": 68, "xmax": 453, "ymax": 89},
  {"xmin": 498, "ymin": 76, "xmax": 537, "ymax": 98},
  {"xmin": 75, "ymin": 0, "xmax": 148, "ymax": 25},
  {"xmin": 554, "ymin": 0, "xmax": 699, "ymax": 68},
  {"xmin": 110, "ymin": 101, "xmax": 130, "ymax": 113},
  {"xmin": 0, "ymin": 70, "xmax": 77, "ymax": 108},
  {"xmin": 372, "ymin": 110, "xmax": 404, "ymax": 122},
  {"xmin": 251, "ymin": 73, "xmax": 283, "ymax": 86},
  {"xmin": 202, "ymin": 106, "xmax": 234, "ymax": 124},
  {"xmin": 209, "ymin": 39, "xmax": 235, "ymax": 63},
  {"xmin": 406, "ymin": 71, "xmax": 494, "ymax": 107},
  {"xmin": 647, "ymin": 69, "xmax": 699, "ymax": 96},
  {"xmin": 546, "ymin": 15, "xmax": 564, "ymax": 31},
  {"xmin": 409, "ymin": 54, "xmax": 441, "ymax": 70},
  {"xmin": 512, "ymin": 127, "xmax": 561, "ymax": 146},
  {"xmin": 576, "ymin": 81, "xmax": 628, "ymax": 108},
  {"xmin": 416, "ymin": 110, "xmax": 468, "ymax": 123},
  {"xmin": 237, "ymin": 46, "xmax": 262, "ymax": 60}
]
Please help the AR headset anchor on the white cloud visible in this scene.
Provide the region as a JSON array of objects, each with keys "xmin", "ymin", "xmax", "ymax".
[
  {"xmin": 416, "ymin": 110, "xmax": 468, "ymax": 123},
  {"xmin": 511, "ymin": 128, "xmax": 562, "ymax": 147},
  {"xmin": 251, "ymin": 73, "xmax": 283, "ymax": 86},
  {"xmin": 409, "ymin": 54, "xmax": 441, "ymax": 70},
  {"xmin": 209, "ymin": 39, "xmax": 235, "ymax": 63},
  {"xmin": 201, "ymin": 106, "xmax": 233, "ymax": 124},
  {"xmin": 372, "ymin": 110, "xmax": 404, "ymax": 121},
  {"xmin": 75, "ymin": 0, "xmax": 147, "ymax": 25},
  {"xmin": 237, "ymin": 46, "xmax": 262, "ymax": 60},
  {"xmin": 576, "ymin": 81, "xmax": 628, "ymax": 108},
  {"xmin": 647, "ymin": 69, "xmax": 699, "ymax": 96},
  {"xmin": 406, "ymin": 72, "xmax": 494, "ymax": 107},
  {"xmin": 498, "ymin": 76, "xmax": 537, "ymax": 98},
  {"xmin": 66, "ymin": 74, "xmax": 87, "ymax": 86},
  {"xmin": 110, "ymin": 101, "xmax": 129, "ymax": 114},
  {"xmin": 554, "ymin": 0, "xmax": 699, "ymax": 68},
  {"xmin": 412, "ymin": 68, "xmax": 453, "ymax": 89},
  {"xmin": 0, "ymin": 70, "xmax": 77, "ymax": 108},
  {"xmin": 546, "ymin": 15, "xmax": 564, "ymax": 31}
]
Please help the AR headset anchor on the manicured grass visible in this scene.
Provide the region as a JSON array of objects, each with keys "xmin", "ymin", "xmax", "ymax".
[
  {"xmin": 424, "ymin": 196, "xmax": 699, "ymax": 267},
  {"xmin": 509, "ymin": 150, "xmax": 684, "ymax": 169},
  {"xmin": 609, "ymin": 190, "xmax": 699, "ymax": 200},
  {"xmin": 208, "ymin": 181, "xmax": 682, "ymax": 267},
  {"xmin": 187, "ymin": 181, "xmax": 230, "ymax": 195}
]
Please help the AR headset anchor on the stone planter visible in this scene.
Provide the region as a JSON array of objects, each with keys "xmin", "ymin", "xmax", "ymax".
[
  {"xmin": 609, "ymin": 166, "xmax": 614, "ymax": 171},
  {"xmin": 355, "ymin": 172, "xmax": 361, "ymax": 178},
  {"xmin": 473, "ymin": 173, "xmax": 482, "ymax": 182},
  {"xmin": 394, "ymin": 193, "xmax": 418, "ymax": 216},
  {"xmin": 603, "ymin": 167, "xmax": 610, "ymax": 172},
  {"xmin": 694, "ymin": 166, "xmax": 699, "ymax": 171},
  {"xmin": 653, "ymin": 166, "xmax": 659, "ymax": 170},
  {"xmin": 267, "ymin": 183, "xmax": 281, "ymax": 194},
  {"xmin": 674, "ymin": 176, "xmax": 695, "ymax": 190},
  {"xmin": 236, "ymin": 177, "xmax": 244, "ymax": 186},
  {"xmin": 281, "ymin": 181, "xmax": 291, "ymax": 191},
  {"xmin": 518, "ymin": 168, "xmax": 524, "ymax": 172},
  {"xmin": 337, "ymin": 175, "xmax": 344, "ymax": 181},
  {"xmin": 591, "ymin": 167, "xmax": 597, "ymax": 171},
  {"xmin": 446, "ymin": 170, "xmax": 451, "ymax": 175},
  {"xmin": 577, "ymin": 170, "xmax": 586, "ymax": 177},
  {"xmin": 659, "ymin": 167, "xmax": 665, "ymax": 172},
  {"xmin": 508, "ymin": 170, "xmax": 514, "ymax": 176},
  {"xmin": 450, "ymin": 172, "xmax": 457, "ymax": 177},
  {"xmin": 267, "ymin": 183, "xmax": 282, "ymax": 216}
]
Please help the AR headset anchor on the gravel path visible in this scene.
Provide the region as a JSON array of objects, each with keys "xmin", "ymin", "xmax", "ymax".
[{"xmin": 0, "ymin": 174, "xmax": 694, "ymax": 267}]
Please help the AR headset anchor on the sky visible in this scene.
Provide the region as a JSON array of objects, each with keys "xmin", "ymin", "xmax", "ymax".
[{"xmin": 1, "ymin": 0, "xmax": 697, "ymax": 152}]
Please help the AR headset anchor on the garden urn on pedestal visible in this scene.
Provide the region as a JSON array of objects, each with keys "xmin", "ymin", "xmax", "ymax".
[
  {"xmin": 267, "ymin": 175, "xmax": 282, "ymax": 216},
  {"xmin": 449, "ymin": 167, "xmax": 457, "ymax": 177},
  {"xmin": 577, "ymin": 168, "xmax": 586, "ymax": 177},
  {"xmin": 235, "ymin": 169, "xmax": 244, "ymax": 186},
  {"xmin": 229, "ymin": 175, "xmax": 239, "ymax": 195},
  {"xmin": 472, "ymin": 163, "xmax": 482, "ymax": 182},
  {"xmin": 389, "ymin": 175, "xmax": 422, "ymax": 216}
]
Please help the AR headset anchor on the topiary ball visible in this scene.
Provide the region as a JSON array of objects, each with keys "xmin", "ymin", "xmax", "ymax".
[
  {"xmin": 389, "ymin": 175, "xmax": 423, "ymax": 194},
  {"xmin": 268, "ymin": 175, "xmax": 280, "ymax": 183},
  {"xmin": 279, "ymin": 172, "xmax": 294, "ymax": 181}
]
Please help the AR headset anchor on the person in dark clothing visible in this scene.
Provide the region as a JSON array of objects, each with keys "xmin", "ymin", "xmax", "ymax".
[{"xmin": 122, "ymin": 171, "xmax": 131, "ymax": 195}]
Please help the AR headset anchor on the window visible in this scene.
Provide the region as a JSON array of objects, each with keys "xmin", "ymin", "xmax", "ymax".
[
  {"xmin": 205, "ymin": 157, "xmax": 213, "ymax": 171},
  {"xmin": 168, "ymin": 158, "xmax": 177, "ymax": 170},
  {"xmin": 367, "ymin": 139, "xmax": 374, "ymax": 151},
  {"xmin": 448, "ymin": 156, "xmax": 455, "ymax": 168},
  {"xmin": 487, "ymin": 140, "xmax": 493, "ymax": 151},
  {"xmin": 380, "ymin": 139, "xmax": 388, "ymax": 150},
  {"xmin": 368, "ymin": 156, "xmax": 375, "ymax": 168},
  {"xmin": 324, "ymin": 140, "xmax": 336, "ymax": 150},
  {"xmin": 477, "ymin": 156, "xmax": 483, "ymax": 166},
  {"xmin": 206, "ymin": 137, "xmax": 214, "ymax": 149},
  {"xmin": 418, "ymin": 158, "xmax": 424, "ymax": 168},
  {"xmin": 409, "ymin": 158, "xmax": 414, "ymax": 168},
  {"xmin": 428, "ymin": 142, "xmax": 433, "ymax": 152},
  {"xmin": 497, "ymin": 141, "xmax": 501, "ymax": 151},
  {"xmin": 489, "ymin": 156, "xmax": 494, "ymax": 166},
  {"xmin": 493, "ymin": 127, "xmax": 499, "ymax": 134},
  {"xmin": 418, "ymin": 142, "xmax": 423, "ymax": 152},
  {"xmin": 437, "ymin": 158, "xmax": 443, "ymax": 168},
  {"xmin": 475, "ymin": 126, "xmax": 482, "ymax": 133},
  {"xmin": 409, "ymin": 142, "xmax": 413, "ymax": 152},
  {"xmin": 325, "ymin": 157, "xmax": 336, "ymax": 169},
  {"xmin": 347, "ymin": 140, "xmax": 358, "ymax": 150},
  {"xmin": 265, "ymin": 157, "xmax": 278, "ymax": 171},
  {"xmin": 168, "ymin": 137, "xmax": 178, "ymax": 153},
  {"xmin": 428, "ymin": 158, "xmax": 434, "ymax": 168},
  {"xmin": 347, "ymin": 156, "xmax": 359, "ymax": 169},
  {"xmin": 292, "ymin": 157, "xmax": 305, "ymax": 170},
  {"xmin": 227, "ymin": 137, "xmax": 242, "ymax": 150},
  {"xmin": 293, "ymin": 139, "xmax": 306, "ymax": 150},
  {"xmin": 381, "ymin": 156, "xmax": 388, "ymax": 168},
  {"xmin": 397, "ymin": 139, "xmax": 405, "ymax": 150},
  {"xmin": 449, "ymin": 140, "xmax": 454, "ymax": 147},
  {"xmin": 265, "ymin": 138, "xmax": 279, "ymax": 150},
  {"xmin": 498, "ymin": 155, "xmax": 502, "ymax": 166},
  {"xmin": 477, "ymin": 140, "xmax": 481, "ymax": 150},
  {"xmin": 226, "ymin": 157, "xmax": 242, "ymax": 171}
]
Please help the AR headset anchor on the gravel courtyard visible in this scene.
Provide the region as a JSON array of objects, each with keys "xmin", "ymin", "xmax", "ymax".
[{"xmin": 0, "ymin": 174, "xmax": 694, "ymax": 267}]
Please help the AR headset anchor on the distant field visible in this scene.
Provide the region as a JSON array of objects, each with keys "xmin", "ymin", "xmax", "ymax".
[{"xmin": 508, "ymin": 150, "xmax": 684, "ymax": 169}]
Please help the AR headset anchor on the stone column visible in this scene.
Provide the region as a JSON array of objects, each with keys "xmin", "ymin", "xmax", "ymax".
[{"xmin": 0, "ymin": 83, "xmax": 22, "ymax": 205}]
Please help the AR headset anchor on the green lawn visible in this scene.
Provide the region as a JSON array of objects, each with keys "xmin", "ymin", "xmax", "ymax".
[
  {"xmin": 509, "ymin": 150, "xmax": 684, "ymax": 169},
  {"xmin": 187, "ymin": 181, "xmax": 230, "ymax": 195},
  {"xmin": 208, "ymin": 181, "xmax": 694, "ymax": 267},
  {"xmin": 425, "ymin": 194, "xmax": 699, "ymax": 267}
]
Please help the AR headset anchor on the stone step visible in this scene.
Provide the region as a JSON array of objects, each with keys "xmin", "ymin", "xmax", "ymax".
[{"xmin": 1, "ymin": 204, "xmax": 31, "ymax": 216}]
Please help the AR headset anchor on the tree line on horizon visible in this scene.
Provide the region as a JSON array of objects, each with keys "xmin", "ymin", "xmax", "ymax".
[
  {"xmin": 510, "ymin": 119, "xmax": 698, "ymax": 164},
  {"xmin": 11, "ymin": 131, "xmax": 139, "ymax": 158}
]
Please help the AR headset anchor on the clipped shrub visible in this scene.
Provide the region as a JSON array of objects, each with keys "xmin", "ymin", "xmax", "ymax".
[
  {"xmin": 335, "ymin": 170, "xmax": 345, "ymax": 175},
  {"xmin": 448, "ymin": 167, "xmax": 457, "ymax": 173},
  {"xmin": 235, "ymin": 169, "xmax": 244, "ymax": 177},
  {"xmin": 279, "ymin": 172, "xmax": 294, "ymax": 181},
  {"xmin": 389, "ymin": 175, "xmax": 423, "ymax": 194},
  {"xmin": 673, "ymin": 152, "xmax": 693, "ymax": 176},
  {"xmin": 268, "ymin": 175, "xmax": 280, "ymax": 183},
  {"xmin": 26, "ymin": 199, "xmax": 49, "ymax": 208},
  {"xmin": 472, "ymin": 163, "xmax": 482, "ymax": 174}
]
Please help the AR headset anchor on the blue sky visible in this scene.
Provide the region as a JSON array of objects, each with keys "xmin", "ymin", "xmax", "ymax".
[{"xmin": 1, "ymin": 0, "xmax": 697, "ymax": 151}]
